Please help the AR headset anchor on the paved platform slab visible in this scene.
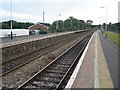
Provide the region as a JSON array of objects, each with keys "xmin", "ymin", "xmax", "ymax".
[
  {"xmin": 71, "ymin": 31, "xmax": 95, "ymax": 88},
  {"xmin": 65, "ymin": 32, "xmax": 95, "ymax": 88},
  {"xmin": 97, "ymin": 31, "xmax": 114, "ymax": 88}
]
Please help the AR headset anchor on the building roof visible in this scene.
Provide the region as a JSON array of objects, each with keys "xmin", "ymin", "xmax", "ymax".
[
  {"xmin": 37, "ymin": 22, "xmax": 51, "ymax": 27},
  {"xmin": 28, "ymin": 23, "xmax": 50, "ymax": 30}
]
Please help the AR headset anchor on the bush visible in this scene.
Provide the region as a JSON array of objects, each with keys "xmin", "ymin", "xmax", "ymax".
[{"xmin": 39, "ymin": 30, "xmax": 47, "ymax": 34}]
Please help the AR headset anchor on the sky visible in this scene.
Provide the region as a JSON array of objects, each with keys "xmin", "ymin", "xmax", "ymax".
[{"xmin": 0, "ymin": 0, "xmax": 119, "ymax": 25}]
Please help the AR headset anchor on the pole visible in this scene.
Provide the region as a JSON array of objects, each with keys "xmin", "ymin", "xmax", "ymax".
[
  {"xmin": 11, "ymin": 31, "xmax": 13, "ymax": 39},
  {"xmin": 11, "ymin": 0, "xmax": 12, "ymax": 30},
  {"xmin": 57, "ymin": 20, "xmax": 58, "ymax": 33},
  {"xmin": 105, "ymin": 7, "xmax": 108, "ymax": 31},
  {"xmin": 70, "ymin": 18, "xmax": 72, "ymax": 31},
  {"xmin": 56, "ymin": 14, "xmax": 61, "ymax": 33},
  {"xmin": 11, "ymin": 0, "xmax": 13, "ymax": 39},
  {"xmin": 78, "ymin": 20, "xmax": 79, "ymax": 30},
  {"xmin": 43, "ymin": 11, "xmax": 44, "ymax": 25},
  {"xmin": 56, "ymin": 15, "xmax": 58, "ymax": 33},
  {"xmin": 101, "ymin": 7, "xmax": 108, "ymax": 31}
]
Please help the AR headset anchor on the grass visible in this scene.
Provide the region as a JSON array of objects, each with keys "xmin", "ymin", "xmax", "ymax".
[{"xmin": 104, "ymin": 31, "xmax": 120, "ymax": 47}]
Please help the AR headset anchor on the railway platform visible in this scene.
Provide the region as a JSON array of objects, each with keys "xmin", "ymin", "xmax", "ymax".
[
  {"xmin": 1, "ymin": 30, "xmax": 119, "ymax": 89},
  {"xmin": 0, "ymin": 33, "xmax": 59, "ymax": 47},
  {"xmin": 0, "ymin": 30, "xmax": 84, "ymax": 47},
  {"xmin": 66, "ymin": 30, "xmax": 118, "ymax": 89}
]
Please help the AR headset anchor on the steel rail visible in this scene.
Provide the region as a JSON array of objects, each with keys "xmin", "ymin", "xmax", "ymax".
[
  {"xmin": 2, "ymin": 30, "xmax": 89, "ymax": 64},
  {"xmin": 1, "ymin": 31, "xmax": 90, "ymax": 76},
  {"xmin": 16, "ymin": 32, "xmax": 93, "ymax": 90}
]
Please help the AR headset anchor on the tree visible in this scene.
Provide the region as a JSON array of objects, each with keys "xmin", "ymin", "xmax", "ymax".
[
  {"xmin": 1, "ymin": 20, "xmax": 34, "ymax": 29},
  {"xmin": 114, "ymin": 22, "xmax": 120, "ymax": 32},
  {"xmin": 108, "ymin": 22, "xmax": 112, "ymax": 31},
  {"xmin": 102, "ymin": 23, "xmax": 106, "ymax": 30},
  {"xmin": 78, "ymin": 20, "xmax": 86, "ymax": 30},
  {"xmin": 57, "ymin": 20, "xmax": 64, "ymax": 32},
  {"xmin": 64, "ymin": 18, "xmax": 71, "ymax": 31},
  {"xmin": 86, "ymin": 20, "xmax": 93, "ymax": 28},
  {"xmin": 2, "ymin": 21, "xmax": 10, "ymax": 29},
  {"xmin": 50, "ymin": 20, "xmax": 64, "ymax": 32},
  {"xmin": 64, "ymin": 16, "xmax": 83, "ymax": 31},
  {"xmin": 50, "ymin": 16, "xmax": 87, "ymax": 32}
]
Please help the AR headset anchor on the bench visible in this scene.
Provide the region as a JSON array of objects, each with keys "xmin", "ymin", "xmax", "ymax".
[{"xmin": 8, "ymin": 34, "xmax": 16, "ymax": 37}]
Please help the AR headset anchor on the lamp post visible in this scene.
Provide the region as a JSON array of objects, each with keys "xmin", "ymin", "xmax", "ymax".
[
  {"xmin": 43, "ymin": 11, "xmax": 44, "ymax": 26},
  {"xmin": 101, "ymin": 7, "xmax": 108, "ymax": 31},
  {"xmin": 11, "ymin": 0, "xmax": 13, "ymax": 39},
  {"xmin": 99, "ymin": 17, "xmax": 102, "ymax": 30},
  {"xmin": 78, "ymin": 20, "xmax": 79, "ymax": 30},
  {"xmin": 70, "ymin": 18, "xmax": 72, "ymax": 31},
  {"xmin": 56, "ymin": 14, "xmax": 61, "ymax": 33}
]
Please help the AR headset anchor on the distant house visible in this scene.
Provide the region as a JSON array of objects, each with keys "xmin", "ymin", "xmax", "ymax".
[
  {"xmin": 28, "ymin": 22, "xmax": 51, "ymax": 34},
  {"xmin": 28, "ymin": 22, "xmax": 50, "ymax": 30}
]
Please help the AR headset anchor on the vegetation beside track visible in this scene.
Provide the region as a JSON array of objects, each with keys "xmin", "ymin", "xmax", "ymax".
[{"xmin": 104, "ymin": 31, "xmax": 120, "ymax": 47}]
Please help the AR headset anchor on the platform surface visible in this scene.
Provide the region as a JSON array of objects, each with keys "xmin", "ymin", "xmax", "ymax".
[
  {"xmin": 71, "ymin": 30, "xmax": 95, "ymax": 88},
  {"xmin": 66, "ymin": 30, "xmax": 118, "ymax": 89},
  {"xmin": 98, "ymin": 31, "xmax": 119, "ymax": 88}
]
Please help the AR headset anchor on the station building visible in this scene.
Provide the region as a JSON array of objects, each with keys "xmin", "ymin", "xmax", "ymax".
[{"xmin": 28, "ymin": 22, "xmax": 51, "ymax": 34}]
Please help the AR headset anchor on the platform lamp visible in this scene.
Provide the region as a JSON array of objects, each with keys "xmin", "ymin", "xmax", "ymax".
[
  {"xmin": 101, "ymin": 7, "xmax": 108, "ymax": 31},
  {"xmin": 56, "ymin": 14, "xmax": 61, "ymax": 33},
  {"xmin": 10, "ymin": 0, "xmax": 13, "ymax": 39}
]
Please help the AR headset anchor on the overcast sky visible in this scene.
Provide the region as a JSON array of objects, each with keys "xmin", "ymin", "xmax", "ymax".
[{"xmin": 0, "ymin": 0, "xmax": 119, "ymax": 25}]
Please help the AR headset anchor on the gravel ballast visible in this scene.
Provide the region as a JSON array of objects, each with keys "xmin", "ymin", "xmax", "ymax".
[{"xmin": 2, "ymin": 37, "xmax": 82, "ymax": 88}]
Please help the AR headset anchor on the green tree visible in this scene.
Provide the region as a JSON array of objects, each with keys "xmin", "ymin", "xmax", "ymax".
[
  {"xmin": 50, "ymin": 21, "xmax": 57, "ymax": 32},
  {"xmin": 57, "ymin": 20, "xmax": 64, "ymax": 32},
  {"xmin": 64, "ymin": 18, "xmax": 71, "ymax": 31},
  {"xmin": 108, "ymin": 22, "xmax": 112, "ymax": 31},
  {"xmin": 86, "ymin": 20, "xmax": 93, "ymax": 28},
  {"xmin": 114, "ymin": 22, "xmax": 120, "ymax": 32},
  {"xmin": 64, "ymin": 16, "xmax": 79, "ymax": 31},
  {"xmin": 50, "ymin": 20, "xmax": 64, "ymax": 32},
  {"xmin": 1, "ymin": 20, "xmax": 34, "ymax": 29},
  {"xmin": 102, "ymin": 23, "xmax": 106, "ymax": 30},
  {"xmin": 78, "ymin": 20, "xmax": 86, "ymax": 30},
  {"xmin": 50, "ymin": 16, "xmax": 87, "ymax": 33}
]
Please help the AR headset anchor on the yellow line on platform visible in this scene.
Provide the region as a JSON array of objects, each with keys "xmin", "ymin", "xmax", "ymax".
[{"xmin": 97, "ymin": 31, "xmax": 114, "ymax": 88}]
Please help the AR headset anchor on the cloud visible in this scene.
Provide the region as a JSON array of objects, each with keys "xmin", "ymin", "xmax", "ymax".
[
  {"xmin": 0, "ymin": 0, "xmax": 89, "ymax": 3},
  {"xmin": 0, "ymin": 9, "xmax": 53, "ymax": 23},
  {"xmin": 0, "ymin": 0, "xmax": 118, "ymax": 24}
]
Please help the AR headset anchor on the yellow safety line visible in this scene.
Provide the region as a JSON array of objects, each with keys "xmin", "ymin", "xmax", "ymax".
[{"xmin": 97, "ymin": 31, "xmax": 114, "ymax": 88}]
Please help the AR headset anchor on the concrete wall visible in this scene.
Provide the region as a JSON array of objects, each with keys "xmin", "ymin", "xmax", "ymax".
[{"xmin": 0, "ymin": 29, "xmax": 29, "ymax": 38}]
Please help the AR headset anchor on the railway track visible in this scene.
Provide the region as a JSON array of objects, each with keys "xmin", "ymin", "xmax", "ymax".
[
  {"xmin": 1, "ymin": 30, "xmax": 91, "ymax": 76},
  {"xmin": 17, "ymin": 32, "xmax": 93, "ymax": 89}
]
